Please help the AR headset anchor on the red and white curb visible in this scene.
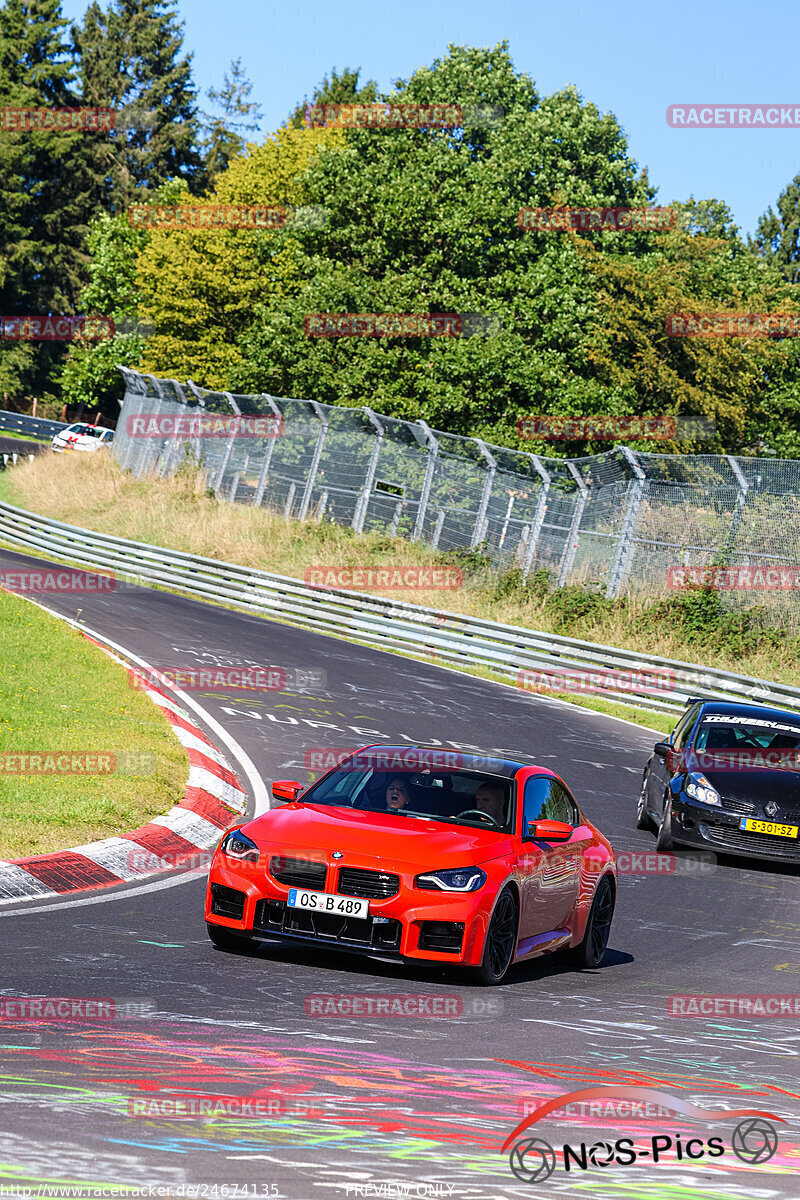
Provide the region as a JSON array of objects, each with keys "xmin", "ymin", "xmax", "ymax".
[{"xmin": 0, "ymin": 662, "xmax": 248, "ymax": 903}]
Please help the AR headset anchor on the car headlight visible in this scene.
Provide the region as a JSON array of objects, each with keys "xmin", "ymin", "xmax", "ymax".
[
  {"xmin": 684, "ymin": 772, "xmax": 721, "ymax": 806},
  {"xmin": 415, "ymin": 867, "xmax": 487, "ymax": 892},
  {"xmin": 219, "ymin": 830, "xmax": 260, "ymax": 863}
]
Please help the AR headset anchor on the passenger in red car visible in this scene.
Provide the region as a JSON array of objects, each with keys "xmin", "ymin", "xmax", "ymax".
[{"xmin": 384, "ymin": 778, "xmax": 412, "ymax": 811}]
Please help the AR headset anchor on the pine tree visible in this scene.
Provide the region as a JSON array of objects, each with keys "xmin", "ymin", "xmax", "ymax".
[
  {"xmin": 200, "ymin": 58, "xmax": 262, "ymax": 187},
  {"xmin": 71, "ymin": 0, "xmax": 203, "ymax": 210},
  {"xmin": 752, "ymin": 175, "xmax": 800, "ymax": 283},
  {"xmin": 0, "ymin": 0, "xmax": 102, "ymax": 402}
]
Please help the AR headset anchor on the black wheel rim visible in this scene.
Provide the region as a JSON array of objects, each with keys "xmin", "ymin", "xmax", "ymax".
[
  {"xmin": 487, "ymin": 891, "xmax": 517, "ymax": 979},
  {"xmin": 589, "ymin": 879, "xmax": 614, "ymax": 963}
]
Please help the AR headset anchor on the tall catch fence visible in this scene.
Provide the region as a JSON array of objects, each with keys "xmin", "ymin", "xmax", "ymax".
[{"xmin": 114, "ymin": 368, "xmax": 800, "ymax": 627}]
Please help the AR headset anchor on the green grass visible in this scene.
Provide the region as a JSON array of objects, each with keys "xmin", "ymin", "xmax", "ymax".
[{"xmin": 0, "ymin": 589, "xmax": 188, "ymax": 858}]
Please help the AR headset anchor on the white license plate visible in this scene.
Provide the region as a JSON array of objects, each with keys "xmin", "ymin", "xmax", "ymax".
[{"xmin": 287, "ymin": 888, "xmax": 369, "ymax": 919}]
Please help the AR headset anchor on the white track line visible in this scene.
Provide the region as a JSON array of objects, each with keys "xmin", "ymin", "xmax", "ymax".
[{"xmin": 0, "ymin": 865, "xmax": 210, "ymax": 916}]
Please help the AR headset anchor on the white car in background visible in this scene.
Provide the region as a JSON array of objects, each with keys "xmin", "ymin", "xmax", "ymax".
[{"xmin": 51, "ymin": 423, "xmax": 114, "ymax": 453}]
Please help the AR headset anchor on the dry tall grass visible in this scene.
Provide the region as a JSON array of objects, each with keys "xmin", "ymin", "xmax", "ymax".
[{"xmin": 4, "ymin": 452, "xmax": 798, "ymax": 687}]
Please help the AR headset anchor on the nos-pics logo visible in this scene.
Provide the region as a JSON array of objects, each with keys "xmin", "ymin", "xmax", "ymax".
[{"xmin": 501, "ymin": 1084, "xmax": 783, "ymax": 1182}]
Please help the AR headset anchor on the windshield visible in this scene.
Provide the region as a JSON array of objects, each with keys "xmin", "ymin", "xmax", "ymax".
[
  {"xmin": 301, "ymin": 765, "xmax": 515, "ymax": 832},
  {"xmin": 695, "ymin": 716, "xmax": 800, "ymax": 751}
]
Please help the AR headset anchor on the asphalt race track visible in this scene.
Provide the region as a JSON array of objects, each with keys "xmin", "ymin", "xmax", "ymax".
[
  {"xmin": 2, "ymin": 544, "xmax": 799, "ymax": 1199},
  {"xmin": 0, "ymin": 437, "xmax": 46, "ymax": 458}
]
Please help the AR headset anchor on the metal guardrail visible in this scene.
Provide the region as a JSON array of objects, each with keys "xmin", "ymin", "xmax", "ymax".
[
  {"xmin": 0, "ymin": 409, "xmax": 69, "ymax": 439},
  {"xmin": 0, "ymin": 498, "xmax": 798, "ymax": 718}
]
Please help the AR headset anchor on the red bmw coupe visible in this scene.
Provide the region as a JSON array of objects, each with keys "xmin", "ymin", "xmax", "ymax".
[{"xmin": 205, "ymin": 746, "xmax": 617, "ymax": 984}]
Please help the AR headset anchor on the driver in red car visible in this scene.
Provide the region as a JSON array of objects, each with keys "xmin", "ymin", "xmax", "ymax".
[{"xmin": 474, "ymin": 780, "xmax": 505, "ymax": 825}]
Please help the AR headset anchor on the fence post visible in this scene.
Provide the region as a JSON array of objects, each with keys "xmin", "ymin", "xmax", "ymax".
[
  {"xmin": 557, "ymin": 463, "xmax": 588, "ymax": 587},
  {"xmin": 157, "ymin": 379, "xmax": 189, "ymax": 479},
  {"xmin": 352, "ymin": 408, "xmax": 384, "ymax": 533},
  {"xmin": 725, "ymin": 455, "xmax": 750, "ymax": 558},
  {"xmin": 412, "ymin": 420, "xmax": 439, "ymax": 543},
  {"xmin": 607, "ymin": 446, "xmax": 647, "ymax": 598},
  {"xmin": 498, "ymin": 494, "xmax": 515, "ymax": 550},
  {"xmin": 186, "ymin": 379, "xmax": 208, "ymax": 469},
  {"xmin": 470, "ymin": 439, "xmax": 497, "ymax": 549},
  {"xmin": 431, "ymin": 510, "xmax": 446, "ymax": 550},
  {"xmin": 389, "ymin": 500, "xmax": 405, "ymax": 537},
  {"xmin": 253, "ymin": 394, "xmax": 283, "ymax": 507},
  {"xmin": 210, "ymin": 392, "xmax": 242, "ymax": 493},
  {"xmin": 298, "ymin": 401, "xmax": 328, "ymax": 520},
  {"xmin": 522, "ymin": 455, "xmax": 550, "ymax": 579}
]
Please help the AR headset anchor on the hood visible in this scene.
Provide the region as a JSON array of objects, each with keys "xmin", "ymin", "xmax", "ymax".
[
  {"xmin": 697, "ymin": 768, "xmax": 800, "ymax": 813},
  {"xmin": 243, "ymin": 802, "xmax": 513, "ymax": 870}
]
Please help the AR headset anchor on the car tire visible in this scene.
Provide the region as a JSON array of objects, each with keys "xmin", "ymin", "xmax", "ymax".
[
  {"xmin": 656, "ymin": 797, "xmax": 674, "ymax": 851},
  {"xmin": 636, "ymin": 770, "xmax": 653, "ymax": 830},
  {"xmin": 569, "ymin": 875, "xmax": 615, "ymax": 970},
  {"xmin": 206, "ymin": 921, "xmax": 250, "ymax": 952},
  {"xmin": 474, "ymin": 888, "xmax": 518, "ymax": 986}
]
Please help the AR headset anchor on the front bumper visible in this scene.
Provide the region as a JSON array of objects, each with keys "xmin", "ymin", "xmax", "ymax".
[
  {"xmin": 670, "ymin": 794, "xmax": 800, "ymax": 862},
  {"xmin": 205, "ymin": 855, "xmax": 494, "ymax": 966}
]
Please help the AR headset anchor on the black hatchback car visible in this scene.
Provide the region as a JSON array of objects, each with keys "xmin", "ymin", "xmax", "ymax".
[{"xmin": 637, "ymin": 700, "xmax": 800, "ymax": 863}]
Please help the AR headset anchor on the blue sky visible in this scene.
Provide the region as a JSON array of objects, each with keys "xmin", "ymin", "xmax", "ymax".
[{"xmin": 59, "ymin": 0, "xmax": 800, "ymax": 237}]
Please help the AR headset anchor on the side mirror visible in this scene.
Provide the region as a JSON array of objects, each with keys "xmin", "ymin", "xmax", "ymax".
[
  {"xmin": 272, "ymin": 780, "xmax": 303, "ymax": 802},
  {"xmin": 528, "ymin": 819, "xmax": 573, "ymax": 842},
  {"xmin": 653, "ymin": 741, "xmax": 670, "ymax": 757}
]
